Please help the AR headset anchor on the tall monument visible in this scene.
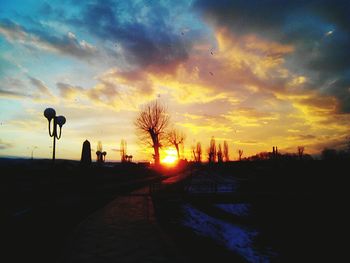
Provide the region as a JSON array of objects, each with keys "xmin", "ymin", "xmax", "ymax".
[{"xmin": 81, "ymin": 140, "xmax": 92, "ymax": 165}]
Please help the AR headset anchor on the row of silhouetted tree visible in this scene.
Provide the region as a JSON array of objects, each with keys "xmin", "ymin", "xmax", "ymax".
[
  {"xmin": 134, "ymin": 101, "xmax": 350, "ymax": 165},
  {"xmin": 134, "ymin": 101, "xmax": 239, "ymax": 165}
]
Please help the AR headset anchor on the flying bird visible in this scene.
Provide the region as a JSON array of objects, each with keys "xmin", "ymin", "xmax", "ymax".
[
  {"xmin": 325, "ymin": 30, "xmax": 334, "ymax": 37},
  {"xmin": 209, "ymin": 71, "xmax": 214, "ymax": 76}
]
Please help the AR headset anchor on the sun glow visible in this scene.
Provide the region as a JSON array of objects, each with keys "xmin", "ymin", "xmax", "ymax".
[{"xmin": 161, "ymin": 148, "xmax": 178, "ymax": 165}]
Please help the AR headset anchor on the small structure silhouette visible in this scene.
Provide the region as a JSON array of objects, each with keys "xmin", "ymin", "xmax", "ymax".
[
  {"xmin": 120, "ymin": 139, "xmax": 127, "ymax": 162},
  {"xmin": 81, "ymin": 140, "xmax": 92, "ymax": 166},
  {"xmin": 96, "ymin": 151, "xmax": 107, "ymax": 163},
  {"xmin": 115, "ymin": 139, "xmax": 133, "ymax": 163},
  {"xmin": 96, "ymin": 141, "xmax": 107, "ymax": 163},
  {"xmin": 125, "ymin": 155, "xmax": 133, "ymax": 162}
]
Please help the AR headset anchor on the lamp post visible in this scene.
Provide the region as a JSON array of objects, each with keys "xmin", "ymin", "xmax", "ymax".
[
  {"xmin": 29, "ymin": 146, "xmax": 38, "ymax": 160},
  {"xmin": 44, "ymin": 108, "xmax": 66, "ymax": 164}
]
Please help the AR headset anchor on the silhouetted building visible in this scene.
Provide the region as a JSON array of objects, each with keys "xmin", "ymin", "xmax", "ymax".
[{"xmin": 81, "ymin": 140, "xmax": 92, "ymax": 166}]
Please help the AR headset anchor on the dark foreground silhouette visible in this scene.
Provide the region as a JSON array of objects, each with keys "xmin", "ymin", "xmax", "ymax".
[
  {"xmin": 153, "ymin": 160, "xmax": 348, "ymax": 262},
  {"xmin": 0, "ymin": 159, "xmax": 160, "ymax": 263},
  {"xmin": 0, "ymin": 158, "xmax": 347, "ymax": 262}
]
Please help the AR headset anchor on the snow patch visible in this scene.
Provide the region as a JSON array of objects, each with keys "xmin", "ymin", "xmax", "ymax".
[
  {"xmin": 216, "ymin": 203, "xmax": 250, "ymax": 217},
  {"xmin": 182, "ymin": 204, "xmax": 270, "ymax": 263}
]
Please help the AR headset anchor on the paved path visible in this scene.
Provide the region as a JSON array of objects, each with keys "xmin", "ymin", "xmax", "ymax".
[{"xmin": 59, "ymin": 186, "xmax": 186, "ymax": 263}]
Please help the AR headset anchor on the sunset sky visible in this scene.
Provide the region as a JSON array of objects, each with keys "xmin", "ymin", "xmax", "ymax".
[{"xmin": 1, "ymin": 0, "xmax": 350, "ymax": 161}]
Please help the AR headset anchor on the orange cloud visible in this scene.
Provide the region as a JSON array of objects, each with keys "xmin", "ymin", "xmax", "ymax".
[
  {"xmin": 3, "ymin": 25, "xmax": 350, "ymax": 161},
  {"xmin": 78, "ymin": 27, "xmax": 348, "ymax": 158}
]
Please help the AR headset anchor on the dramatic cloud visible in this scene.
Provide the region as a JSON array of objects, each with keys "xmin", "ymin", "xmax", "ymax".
[
  {"xmin": 194, "ymin": 0, "xmax": 350, "ymax": 113},
  {"xmin": 1, "ymin": 0, "xmax": 350, "ymax": 160},
  {"xmin": 0, "ymin": 75, "xmax": 55, "ymax": 101},
  {"xmin": 0, "ymin": 77, "xmax": 31, "ymax": 99},
  {"xmin": 0, "ymin": 19, "xmax": 97, "ymax": 59},
  {"xmin": 0, "ymin": 88, "xmax": 29, "ymax": 99},
  {"xmin": 53, "ymin": 69, "xmax": 157, "ymax": 111},
  {"xmin": 56, "ymin": 0, "xmax": 192, "ymax": 69},
  {"xmin": 57, "ymin": 82, "xmax": 84, "ymax": 100},
  {"xmin": 85, "ymin": 68, "xmax": 157, "ymax": 111},
  {"xmin": 28, "ymin": 76, "xmax": 53, "ymax": 97}
]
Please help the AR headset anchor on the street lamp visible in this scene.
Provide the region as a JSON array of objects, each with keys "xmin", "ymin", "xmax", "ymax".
[
  {"xmin": 44, "ymin": 108, "xmax": 66, "ymax": 163},
  {"xmin": 28, "ymin": 146, "xmax": 38, "ymax": 160}
]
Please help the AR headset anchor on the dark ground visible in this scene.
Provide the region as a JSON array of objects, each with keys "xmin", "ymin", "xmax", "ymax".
[
  {"xmin": 152, "ymin": 160, "xmax": 348, "ymax": 262},
  {"xmin": 1, "ymin": 158, "xmax": 348, "ymax": 262},
  {"xmin": 0, "ymin": 159, "xmax": 162, "ymax": 263}
]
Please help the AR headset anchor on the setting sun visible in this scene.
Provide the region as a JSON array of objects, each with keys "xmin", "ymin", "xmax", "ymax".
[
  {"xmin": 1, "ymin": 0, "xmax": 350, "ymax": 162},
  {"xmin": 0, "ymin": 1, "xmax": 348, "ymax": 262},
  {"xmin": 161, "ymin": 149, "xmax": 178, "ymax": 165}
]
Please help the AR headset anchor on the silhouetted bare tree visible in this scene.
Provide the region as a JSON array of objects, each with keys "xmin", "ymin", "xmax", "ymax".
[
  {"xmin": 297, "ymin": 146, "xmax": 305, "ymax": 160},
  {"xmin": 167, "ymin": 129, "xmax": 185, "ymax": 160},
  {"xmin": 208, "ymin": 136, "xmax": 216, "ymax": 163},
  {"xmin": 193, "ymin": 142, "xmax": 202, "ymax": 162},
  {"xmin": 217, "ymin": 143, "xmax": 223, "ymax": 163},
  {"xmin": 238, "ymin": 149, "xmax": 243, "ymax": 161},
  {"xmin": 196, "ymin": 142, "xmax": 202, "ymax": 163},
  {"xmin": 272, "ymin": 146, "xmax": 278, "ymax": 159},
  {"xmin": 135, "ymin": 101, "xmax": 169, "ymax": 165},
  {"xmin": 180, "ymin": 142, "xmax": 185, "ymax": 160},
  {"xmin": 223, "ymin": 140, "xmax": 229, "ymax": 162}
]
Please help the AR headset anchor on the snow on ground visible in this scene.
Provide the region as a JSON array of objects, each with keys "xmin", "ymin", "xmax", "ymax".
[
  {"xmin": 182, "ymin": 204, "xmax": 271, "ymax": 263},
  {"xmin": 215, "ymin": 203, "xmax": 250, "ymax": 217},
  {"xmin": 187, "ymin": 175, "xmax": 238, "ymax": 193}
]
